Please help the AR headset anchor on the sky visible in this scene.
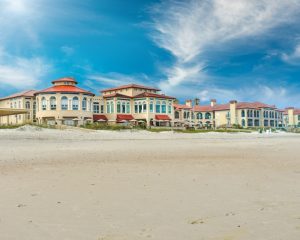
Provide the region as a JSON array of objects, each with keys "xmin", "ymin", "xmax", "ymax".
[{"xmin": 0, "ymin": 0, "xmax": 300, "ymax": 108}]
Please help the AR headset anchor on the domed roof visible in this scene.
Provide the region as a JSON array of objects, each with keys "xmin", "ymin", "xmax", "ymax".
[{"xmin": 51, "ymin": 77, "xmax": 78, "ymax": 84}]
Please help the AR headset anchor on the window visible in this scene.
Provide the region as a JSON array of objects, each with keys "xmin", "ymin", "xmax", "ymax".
[
  {"xmin": 93, "ymin": 102, "xmax": 100, "ymax": 113},
  {"xmin": 175, "ymin": 111, "xmax": 180, "ymax": 119},
  {"xmin": 126, "ymin": 102, "xmax": 130, "ymax": 113},
  {"xmin": 257, "ymin": 111, "xmax": 260, "ymax": 118},
  {"xmin": 50, "ymin": 96, "xmax": 56, "ymax": 110},
  {"xmin": 241, "ymin": 110, "xmax": 245, "ymax": 117},
  {"xmin": 150, "ymin": 101, "xmax": 154, "ymax": 113},
  {"xmin": 72, "ymin": 97, "xmax": 79, "ymax": 110},
  {"xmin": 254, "ymin": 111, "xmax": 257, "ymax": 118},
  {"xmin": 197, "ymin": 113, "xmax": 203, "ymax": 119},
  {"xmin": 25, "ymin": 101, "xmax": 30, "ymax": 109},
  {"xmin": 242, "ymin": 119, "xmax": 246, "ymax": 127},
  {"xmin": 168, "ymin": 102, "xmax": 172, "ymax": 114},
  {"xmin": 82, "ymin": 97, "xmax": 87, "ymax": 111},
  {"xmin": 117, "ymin": 101, "xmax": 121, "ymax": 113},
  {"xmin": 205, "ymin": 112, "xmax": 211, "ymax": 119},
  {"xmin": 106, "ymin": 100, "xmax": 114, "ymax": 113},
  {"xmin": 41, "ymin": 97, "xmax": 46, "ymax": 111},
  {"xmin": 134, "ymin": 102, "xmax": 138, "ymax": 113},
  {"xmin": 298, "ymin": 115, "xmax": 300, "ymax": 121},
  {"xmin": 161, "ymin": 101, "xmax": 166, "ymax": 114},
  {"xmin": 143, "ymin": 101, "xmax": 147, "ymax": 113},
  {"xmin": 156, "ymin": 101, "xmax": 161, "ymax": 113},
  {"xmin": 101, "ymin": 105, "xmax": 104, "ymax": 113},
  {"xmin": 61, "ymin": 96, "xmax": 68, "ymax": 110}
]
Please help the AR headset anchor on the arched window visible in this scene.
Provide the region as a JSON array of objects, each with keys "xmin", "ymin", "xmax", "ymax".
[
  {"xmin": 25, "ymin": 101, "xmax": 30, "ymax": 109},
  {"xmin": 161, "ymin": 101, "xmax": 166, "ymax": 113},
  {"xmin": 156, "ymin": 101, "xmax": 161, "ymax": 113},
  {"xmin": 61, "ymin": 96, "xmax": 68, "ymax": 110},
  {"xmin": 82, "ymin": 97, "xmax": 87, "ymax": 111},
  {"xmin": 241, "ymin": 110, "xmax": 245, "ymax": 117},
  {"xmin": 41, "ymin": 97, "xmax": 46, "ymax": 111},
  {"xmin": 266, "ymin": 111, "xmax": 269, "ymax": 118},
  {"xmin": 168, "ymin": 102, "xmax": 172, "ymax": 114},
  {"xmin": 150, "ymin": 101, "xmax": 154, "ymax": 113},
  {"xmin": 197, "ymin": 113, "xmax": 203, "ymax": 119},
  {"xmin": 93, "ymin": 102, "xmax": 99, "ymax": 113},
  {"xmin": 72, "ymin": 97, "xmax": 79, "ymax": 110},
  {"xmin": 50, "ymin": 96, "xmax": 56, "ymax": 110},
  {"xmin": 143, "ymin": 101, "xmax": 147, "ymax": 112},
  {"xmin": 205, "ymin": 112, "xmax": 211, "ymax": 119}
]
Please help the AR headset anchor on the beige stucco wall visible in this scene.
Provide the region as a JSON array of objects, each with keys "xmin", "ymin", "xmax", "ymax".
[
  {"xmin": 35, "ymin": 93, "xmax": 93, "ymax": 125},
  {"xmin": 0, "ymin": 96, "xmax": 35, "ymax": 125}
]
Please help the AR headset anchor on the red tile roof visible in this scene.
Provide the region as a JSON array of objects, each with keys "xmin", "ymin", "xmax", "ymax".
[
  {"xmin": 35, "ymin": 85, "xmax": 94, "ymax": 96},
  {"xmin": 134, "ymin": 92, "xmax": 176, "ymax": 99},
  {"xmin": 174, "ymin": 104, "xmax": 192, "ymax": 110},
  {"xmin": 0, "ymin": 90, "xmax": 37, "ymax": 100},
  {"xmin": 101, "ymin": 84, "xmax": 160, "ymax": 93},
  {"xmin": 52, "ymin": 77, "xmax": 77, "ymax": 84},
  {"xmin": 103, "ymin": 93, "xmax": 131, "ymax": 98},
  {"xmin": 193, "ymin": 102, "xmax": 277, "ymax": 112},
  {"xmin": 116, "ymin": 114, "xmax": 134, "ymax": 122},
  {"xmin": 155, "ymin": 114, "xmax": 171, "ymax": 121},
  {"xmin": 93, "ymin": 114, "xmax": 108, "ymax": 121}
]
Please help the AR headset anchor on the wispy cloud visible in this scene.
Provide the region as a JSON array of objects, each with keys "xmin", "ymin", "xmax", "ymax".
[
  {"xmin": 0, "ymin": 54, "xmax": 51, "ymax": 89},
  {"xmin": 85, "ymin": 72, "xmax": 153, "ymax": 92},
  {"xmin": 281, "ymin": 43, "xmax": 300, "ymax": 65},
  {"xmin": 149, "ymin": 0, "xmax": 300, "ymax": 102}
]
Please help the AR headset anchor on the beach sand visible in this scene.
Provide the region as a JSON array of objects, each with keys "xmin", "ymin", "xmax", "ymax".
[{"xmin": 0, "ymin": 126, "xmax": 299, "ymax": 240}]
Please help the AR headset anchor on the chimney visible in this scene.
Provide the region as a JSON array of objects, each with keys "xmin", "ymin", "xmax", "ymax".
[
  {"xmin": 194, "ymin": 98, "xmax": 200, "ymax": 106},
  {"xmin": 210, "ymin": 99, "xmax": 217, "ymax": 107},
  {"xmin": 185, "ymin": 100, "xmax": 192, "ymax": 107}
]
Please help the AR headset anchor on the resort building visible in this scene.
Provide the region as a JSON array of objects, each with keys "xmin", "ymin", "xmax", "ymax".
[
  {"xmin": 34, "ymin": 77, "xmax": 95, "ymax": 126},
  {"xmin": 0, "ymin": 77, "xmax": 294, "ymax": 129},
  {"xmin": 0, "ymin": 90, "xmax": 36, "ymax": 125},
  {"xmin": 93, "ymin": 84, "xmax": 176, "ymax": 127},
  {"xmin": 283, "ymin": 107, "xmax": 300, "ymax": 127},
  {"xmin": 174, "ymin": 99, "xmax": 284, "ymax": 128}
]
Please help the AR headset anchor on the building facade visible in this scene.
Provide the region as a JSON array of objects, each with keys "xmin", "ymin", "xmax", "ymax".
[
  {"xmin": 174, "ymin": 99, "xmax": 284, "ymax": 128},
  {"xmin": 0, "ymin": 90, "xmax": 36, "ymax": 125},
  {"xmin": 93, "ymin": 84, "xmax": 176, "ymax": 127},
  {"xmin": 34, "ymin": 77, "xmax": 95, "ymax": 126},
  {"xmin": 0, "ymin": 77, "xmax": 295, "ymax": 129},
  {"xmin": 284, "ymin": 107, "xmax": 300, "ymax": 127}
]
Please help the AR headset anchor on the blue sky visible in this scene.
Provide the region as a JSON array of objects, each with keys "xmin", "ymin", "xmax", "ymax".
[{"xmin": 0, "ymin": 0, "xmax": 300, "ymax": 108}]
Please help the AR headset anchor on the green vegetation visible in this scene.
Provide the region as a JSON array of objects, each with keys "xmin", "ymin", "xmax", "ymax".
[
  {"xmin": 146, "ymin": 128, "xmax": 173, "ymax": 132},
  {"xmin": 83, "ymin": 123, "xmax": 132, "ymax": 131},
  {"xmin": 0, "ymin": 124, "xmax": 24, "ymax": 129},
  {"xmin": 174, "ymin": 128, "xmax": 252, "ymax": 133}
]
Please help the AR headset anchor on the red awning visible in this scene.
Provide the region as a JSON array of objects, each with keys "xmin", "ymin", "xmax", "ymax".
[
  {"xmin": 155, "ymin": 115, "xmax": 171, "ymax": 121},
  {"xmin": 117, "ymin": 114, "xmax": 134, "ymax": 122},
  {"xmin": 93, "ymin": 114, "xmax": 108, "ymax": 121}
]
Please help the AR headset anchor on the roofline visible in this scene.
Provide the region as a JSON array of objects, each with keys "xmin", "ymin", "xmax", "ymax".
[
  {"xmin": 100, "ymin": 84, "xmax": 161, "ymax": 93},
  {"xmin": 0, "ymin": 90, "xmax": 37, "ymax": 101}
]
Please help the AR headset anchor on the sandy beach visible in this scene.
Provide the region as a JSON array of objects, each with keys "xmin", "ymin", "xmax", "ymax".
[{"xmin": 0, "ymin": 126, "xmax": 299, "ymax": 240}]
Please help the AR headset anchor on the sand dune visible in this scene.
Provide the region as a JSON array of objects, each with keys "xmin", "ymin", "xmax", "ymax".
[{"xmin": 0, "ymin": 128, "xmax": 299, "ymax": 240}]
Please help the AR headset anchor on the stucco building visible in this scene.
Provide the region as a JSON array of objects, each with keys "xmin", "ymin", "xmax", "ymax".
[
  {"xmin": 93, "ymin": 84, "xmax": 176, "ymax": 127},
  {"xmin": 283, "ymin": 107, "xmax": 300, "ymax": 127},
  {"xmin": 0, "ymin": 90, "xmax": 36, "ymax": 125},
  {"xmin": 34, "ymin": 77, "xmax": 95, "ymax": 126},
  {"xmin": 174, "ymin": 99, "xmax": 284, "ymax": 128}
]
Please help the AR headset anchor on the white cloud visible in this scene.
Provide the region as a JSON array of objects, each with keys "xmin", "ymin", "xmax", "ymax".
[
  {"xmin": 281, "ymin": 43, "xmax": 300, "ymax": 65},
  {"xmin": 149, "ymin": 0, "xmax": 300, "ymax": 91},
  {"xmin": 0, "ymin": 51, "xmax": 51, "ymax": 89}
]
